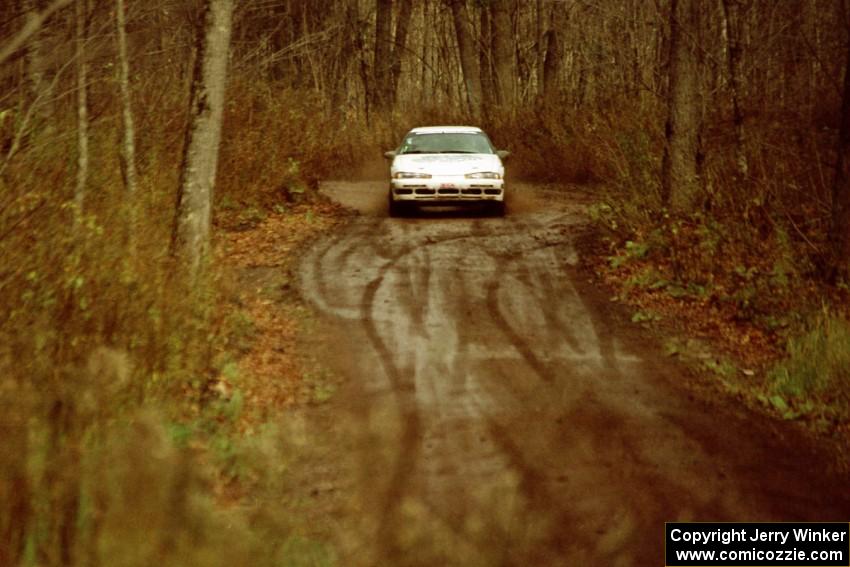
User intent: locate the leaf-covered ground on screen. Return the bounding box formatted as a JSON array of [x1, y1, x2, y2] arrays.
[[215, 200, 349, 433], [580, 227, 850, 468]]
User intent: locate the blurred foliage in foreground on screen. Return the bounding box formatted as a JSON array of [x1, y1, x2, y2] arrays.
[[0, 68, 356, 564]]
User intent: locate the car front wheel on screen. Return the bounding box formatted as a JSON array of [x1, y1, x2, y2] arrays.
[[388, 193, 405, 217]]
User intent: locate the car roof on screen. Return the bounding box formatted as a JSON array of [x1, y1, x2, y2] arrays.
[[407, 126, 484, 135]]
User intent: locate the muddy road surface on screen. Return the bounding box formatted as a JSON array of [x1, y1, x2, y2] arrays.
[[293, 181, 850, 566]]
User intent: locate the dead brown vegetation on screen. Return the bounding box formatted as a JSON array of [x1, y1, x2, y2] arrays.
[[0, 0, 849, 564]]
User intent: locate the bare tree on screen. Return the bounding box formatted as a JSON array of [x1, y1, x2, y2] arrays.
[[0, 415, 30, 567], [327, 4, 359, 111], [74, 0, 88, 214], [491, 0, 515, 108], [389, 0, 413, 106], [660, 0, 701, 211], [354, 4, 372, 122], [831, 21, 850, 280], [372, 0, 392, 110], [535, 0, 544, 97], [479, 3, 494, 113], [542, 3, 566, 103], [172, 0, 234, 278], [23, 0, 53, 126], [0, 0, 71, 66], [720, 0, 748, 178], [115, 0, 138, 197], [448, 0, 481, 117]]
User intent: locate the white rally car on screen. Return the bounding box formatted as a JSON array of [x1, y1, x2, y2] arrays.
[[384, 126, 509, 216]]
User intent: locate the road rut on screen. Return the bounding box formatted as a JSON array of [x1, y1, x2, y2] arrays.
[[294, 181, 850, 566]]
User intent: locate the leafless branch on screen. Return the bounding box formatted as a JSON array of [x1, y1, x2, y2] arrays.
[[0, 0, 74, 66]]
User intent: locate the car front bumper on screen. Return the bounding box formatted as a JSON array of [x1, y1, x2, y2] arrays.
[[390, 176, 504, 203]]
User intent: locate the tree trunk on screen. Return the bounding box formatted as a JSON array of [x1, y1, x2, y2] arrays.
[[448, 0, 481, 117], [171, 0, 233, 279], [23, 0, 53, 126], [420, 0, 428, 95], [491, 0, 515, 108], [660, 0, 701, 211], [535, 0, 544, 97], [353, 3, 372, 123], [479, 4, 494, 114], [389, 0, 412, 106], [329, 3, 358, 111], [0, 0, 72, 66], [542, 4, 565, 103], [831, 26, 850, 280], [720, 0, 748, 178], [0, 413, 31, 567], [115, 0, 138, 197], [74, 0, 88, 214], [542, 29, 560, 103], [372, 0, 392, 110]]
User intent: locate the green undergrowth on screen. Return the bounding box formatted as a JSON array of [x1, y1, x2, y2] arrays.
[[586, 102, 850, 429], [768, 310, 850, 422], [595, 207, 811, 329], [595, 198, 850, 426]]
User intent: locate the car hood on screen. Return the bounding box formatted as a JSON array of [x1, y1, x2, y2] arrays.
[[392, 154, 503, 176]]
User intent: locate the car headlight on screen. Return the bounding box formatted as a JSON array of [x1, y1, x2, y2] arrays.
[[394, 172, 432, 179], [465, 172, 502, 179]]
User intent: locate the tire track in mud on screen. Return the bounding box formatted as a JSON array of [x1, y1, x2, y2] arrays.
[[485, 419, 587, 564], [301, 204, 611, 561], [470, 215, 644, 563], [329, 217, 522, 560], [297, 182, 850, 566], [562, 259, 623, 374], [482, 215, 574, 385], [313, 223, 369, 307], [359, 256, 423, 559], [302, 206, 672, 563], [407, 213, 601, 560], [403, 220, 506, 551], [485, 276, 555, 383]]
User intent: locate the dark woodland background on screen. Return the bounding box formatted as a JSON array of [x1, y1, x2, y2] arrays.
[[1, 1, 849, 565]]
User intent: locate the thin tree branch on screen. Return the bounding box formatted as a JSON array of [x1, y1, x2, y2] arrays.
[[0, 0, 74, 66]]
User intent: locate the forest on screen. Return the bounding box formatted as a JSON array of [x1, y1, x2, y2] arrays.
[[1, 0, 849, 565]]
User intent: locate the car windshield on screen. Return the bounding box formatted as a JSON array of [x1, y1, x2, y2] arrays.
[[398, 132, 494, 155]]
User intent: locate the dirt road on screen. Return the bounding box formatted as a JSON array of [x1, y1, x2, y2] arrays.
[[293, 181, 849, 566]]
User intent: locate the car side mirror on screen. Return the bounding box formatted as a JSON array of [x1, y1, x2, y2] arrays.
[[384, 150, 397, 160], [496, 150, 510, 160]]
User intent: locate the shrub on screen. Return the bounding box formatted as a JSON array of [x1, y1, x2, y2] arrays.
[[769, 310, 850, 418], [0, 66, 344, 566]]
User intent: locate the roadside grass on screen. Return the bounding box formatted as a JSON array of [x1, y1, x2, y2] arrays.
[[577, 98, 850, 446], [0, 201, 344, 567], [0, 68, 352, 566], [768, 310, 850, 421]]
